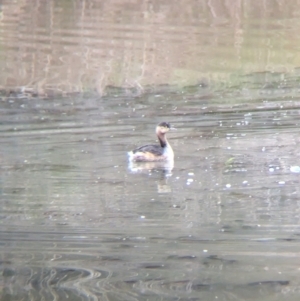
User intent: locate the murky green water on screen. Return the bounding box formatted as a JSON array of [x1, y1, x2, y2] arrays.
[[1, 1, 300, 301]]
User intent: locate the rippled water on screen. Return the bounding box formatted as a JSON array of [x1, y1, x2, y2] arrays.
[[2, 1, 300, 300], [1, 87, 300, 300]]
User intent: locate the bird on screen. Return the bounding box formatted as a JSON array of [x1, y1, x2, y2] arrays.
[[128, 122, 174, 162]]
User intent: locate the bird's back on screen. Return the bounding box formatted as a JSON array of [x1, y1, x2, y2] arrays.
[[128, 144, 165, 162]]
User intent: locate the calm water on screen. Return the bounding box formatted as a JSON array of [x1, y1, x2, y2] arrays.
[[1, 1, 300, 301], [1, 0, 300, 95]]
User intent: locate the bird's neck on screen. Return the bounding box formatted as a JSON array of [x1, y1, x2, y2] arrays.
[[157, 133, 168, 148]]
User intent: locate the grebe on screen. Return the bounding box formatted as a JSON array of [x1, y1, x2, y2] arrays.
[[128, 122, 174, 162]]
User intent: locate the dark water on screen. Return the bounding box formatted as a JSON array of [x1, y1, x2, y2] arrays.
[[2, 1, 300, 301]]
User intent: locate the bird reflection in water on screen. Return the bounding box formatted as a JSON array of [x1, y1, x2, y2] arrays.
[[128, 160, 173, 193]]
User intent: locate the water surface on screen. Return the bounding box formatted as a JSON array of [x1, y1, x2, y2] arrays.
[[1, 0, 300, 95], [1, 88, 300, 300], [1, 1, 300, 300]]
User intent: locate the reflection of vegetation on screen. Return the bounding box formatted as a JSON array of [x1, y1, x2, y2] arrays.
[[1, 0, 300, 96]]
